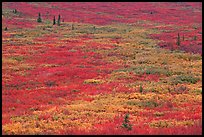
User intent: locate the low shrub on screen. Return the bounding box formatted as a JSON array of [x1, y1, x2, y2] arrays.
[[171, 75, 199, 85], [45, 81, 56, 87], [83, 79, 104, 84], [121, 114, 132, 131], [127, 100, 159, 108]]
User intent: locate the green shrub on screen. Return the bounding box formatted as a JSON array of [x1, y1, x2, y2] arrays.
[[171, 75, 199, 85], [139, 84, 143, 93], [144, 100, 159, 108], [127, 100, 159, 108], [52, 115, 59, 121], [133, 67, 145, 74], [176, 33, 180, 46], [145, 67, 172, 76], [193, 36, 197, 40], [194, 89, 202, 94], [11, 56, 24, 62], [37, 13, 42, 23], [121, 114, 132, 131]]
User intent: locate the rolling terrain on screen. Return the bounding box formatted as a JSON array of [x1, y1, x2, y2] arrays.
[[2, 2, 202, 135]]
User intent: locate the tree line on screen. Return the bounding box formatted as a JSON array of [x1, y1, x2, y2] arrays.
[[37, 12, 62, 26]]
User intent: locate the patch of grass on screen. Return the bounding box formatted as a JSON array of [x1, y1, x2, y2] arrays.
[[151, 88, 159, 93], [115, 65, 173, 76], [4, 82, 27, 90], [13, 33, 25, 38], [113, 66, 146, 75], [150, 120, 174, 128], [171, 75, 199, 85], [110, 71, 132, 80], [68, 49, 77, 52], [132, 67, 145, 74], [145, 67, 173, 76], [154, 112, 165, 117], [176, 53, 202, 61], [2, 58, 18, 64], [127, 100, 159, 108], [83, 79, 104, 84], [97, 26, 117, 33], [10, 56, 24, 62], [194, 89, 202, 94], [52, 115, 59, 121], [83, 55, 88, 58]]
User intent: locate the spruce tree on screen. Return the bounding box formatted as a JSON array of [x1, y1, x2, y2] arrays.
[[93, 26, 96, 32], [176, 33, 180, 46], [140, 84, 143, 93], [72, 24, 74, 30], [121, 114, 132, 130], [57, 14, 60, 26], [37, 13, 42, 23], [5, 27, 8, 31], [53, 16, 56, 25], [13, 9, 17, 14], [193, 36, 197, 40]]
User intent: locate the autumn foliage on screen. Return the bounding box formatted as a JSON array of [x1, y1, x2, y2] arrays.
[[2, 2, 202, 135]]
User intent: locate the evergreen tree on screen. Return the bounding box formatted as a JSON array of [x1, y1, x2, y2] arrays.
[[5, 27, 8, 31], [72, 24, 74, 30], [193, 36, 197, 40], [176, 33, 180, 46], [37, 13, 42, 23], [53, 16, 56, 25], [13, 9, 17, 14], [57, 14, 60, 26], [139, 84, 143, 93], [121, 114, 132, 131], [183, 34, 184, 41]]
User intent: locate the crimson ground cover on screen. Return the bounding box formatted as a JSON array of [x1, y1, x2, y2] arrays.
[[2, 2, 202, 135]]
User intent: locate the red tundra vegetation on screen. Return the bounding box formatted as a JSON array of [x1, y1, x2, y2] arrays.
[[2, 2, 202, 135]]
